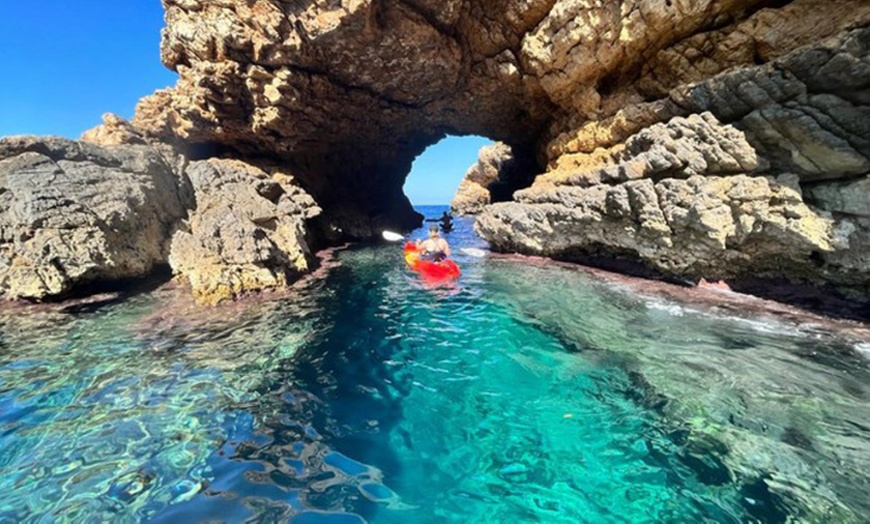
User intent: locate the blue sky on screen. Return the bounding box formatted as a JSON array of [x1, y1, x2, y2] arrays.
[[0, 1, 489, 205], [404, 135, 491, 205], [0, 1, 176, 138]]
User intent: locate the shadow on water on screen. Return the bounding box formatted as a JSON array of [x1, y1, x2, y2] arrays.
[[551, 251, 870, 324], [18, 265, 176, 314], [145, 244, 418, 523], [279, 254, 414, 519]]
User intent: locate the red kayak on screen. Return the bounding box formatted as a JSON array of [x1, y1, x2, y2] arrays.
[[404, 242, 461, 282]]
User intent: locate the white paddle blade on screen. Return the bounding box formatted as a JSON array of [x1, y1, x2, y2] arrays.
[[382, 231, 404, 242], [460, 248, 487, 258]]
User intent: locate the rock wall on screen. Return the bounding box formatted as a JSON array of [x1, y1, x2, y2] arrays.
[[128, 0, 561, 237], [169, 158, 321, 305], [125, 0, 868, 294], [0, 137, 188, 300], [478, 25, 870, 294]]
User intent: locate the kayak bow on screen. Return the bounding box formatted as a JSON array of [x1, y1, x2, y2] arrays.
[[403, 242, 461, 282]]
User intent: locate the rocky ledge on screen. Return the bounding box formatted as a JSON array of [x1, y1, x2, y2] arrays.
[[451, 142, 538, 215], [2, 0, 869, 304], [476, 27, 870, 296], [169, 158, 321, 305], [0, 135, 321, 303], [0, 137, 187, 300]]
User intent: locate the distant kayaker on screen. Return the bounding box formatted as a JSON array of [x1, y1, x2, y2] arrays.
[[439, 211, 454, 232], [417, 224, 451, 262]]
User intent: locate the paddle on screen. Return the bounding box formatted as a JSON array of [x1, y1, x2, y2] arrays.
[[383, 230, 487, 257], [382, 230, 404, 242]]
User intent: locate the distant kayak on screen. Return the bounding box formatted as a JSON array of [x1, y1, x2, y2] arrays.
[[404, 242, 461, 282]]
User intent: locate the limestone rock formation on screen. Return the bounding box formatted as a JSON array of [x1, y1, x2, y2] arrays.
[[477, 113, 852, 281], [479, 26, 870, 293], [0, 137, 188, 300], [808, 177, 870, 219], [81, 113, 148, 146], [120, 0, 869, 295], [169, 158, 321, 305], [451, 142, 537, 215], [130, 0, 562, 236], [452, 143, 512, 215], [4, 0, 870, 302]]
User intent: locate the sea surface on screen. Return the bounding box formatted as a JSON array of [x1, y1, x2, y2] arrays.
[[1, 205, 869, 523]]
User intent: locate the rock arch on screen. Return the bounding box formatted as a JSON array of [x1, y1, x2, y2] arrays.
[[3, 0, 870, 302], [131, 0, 560, 234]]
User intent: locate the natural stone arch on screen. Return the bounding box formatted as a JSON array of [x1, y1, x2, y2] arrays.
[[124, 0, 870, 297], [130, 0, 870, 230], [132, 0, 563, 235], [4, 0, 870, 305]]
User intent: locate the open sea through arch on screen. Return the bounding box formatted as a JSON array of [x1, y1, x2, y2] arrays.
[[0, 205, 869, 523]]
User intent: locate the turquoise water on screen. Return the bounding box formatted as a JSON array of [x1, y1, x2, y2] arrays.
[[1, 206, 869, 522]]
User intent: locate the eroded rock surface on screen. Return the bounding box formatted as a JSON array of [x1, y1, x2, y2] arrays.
[[4, 0, 870, 302], [0, 137, 188, 300], [129, 0, 560, 236], [451, 142, 537, 215], [169, 158, 321, 305], [122, 0, 869, 294], [477, 112, 850, 284], [81, 113, 148, 147], [479, 27, 870, 294]]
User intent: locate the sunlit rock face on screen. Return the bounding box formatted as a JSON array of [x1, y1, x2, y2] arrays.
[[168, 158, 321, 305], [451, 142, 538, 215], [131, 0, 561, 237], [122, 0, 870, 294], [478, 24, 870, 293], [0, 137, 189, 300]]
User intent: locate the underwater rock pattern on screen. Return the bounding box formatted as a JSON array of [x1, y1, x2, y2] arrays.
[[484, 260, 870, 522], [0, 137, 188, 300], [169, 158, 321, 305]]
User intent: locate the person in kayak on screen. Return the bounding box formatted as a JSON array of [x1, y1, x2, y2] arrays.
[[416, 224, 451, 262], [439, 211, 453, 231]]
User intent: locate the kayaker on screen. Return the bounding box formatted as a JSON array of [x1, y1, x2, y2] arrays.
[[416, 224, 451, 262], [439, 211, 453, 231]]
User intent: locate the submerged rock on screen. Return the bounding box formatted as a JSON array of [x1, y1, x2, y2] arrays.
[[0, 136, 188, 301]]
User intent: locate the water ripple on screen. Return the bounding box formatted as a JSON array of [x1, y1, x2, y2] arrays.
[[0, 209, 867, 522]]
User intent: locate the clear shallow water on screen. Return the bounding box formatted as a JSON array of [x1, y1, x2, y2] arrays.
[[0, 206, 869, 523]]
